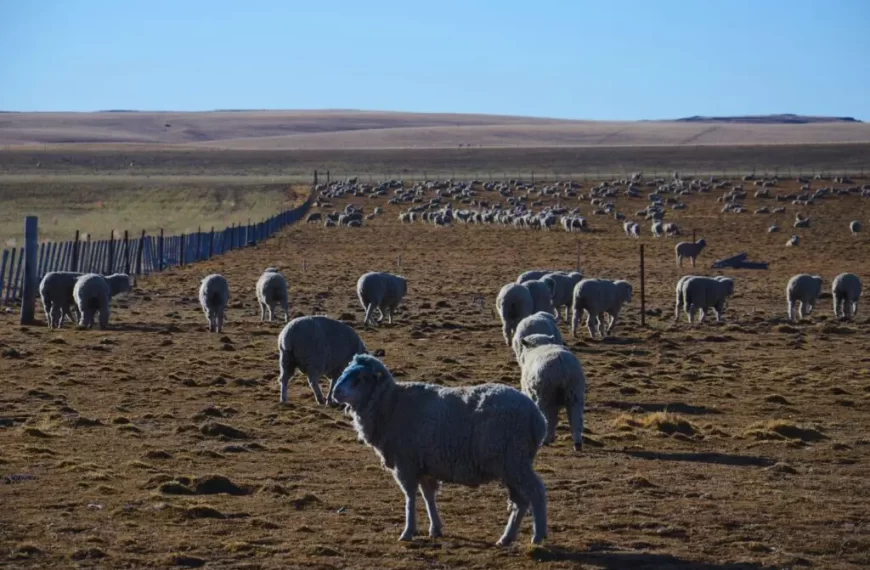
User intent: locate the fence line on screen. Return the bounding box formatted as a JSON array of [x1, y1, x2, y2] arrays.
[[0, 190, 314, 307]]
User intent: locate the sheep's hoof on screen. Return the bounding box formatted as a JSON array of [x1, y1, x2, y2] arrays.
[[496, 537, 513, 547], [398, 531, 415, 542], [574, 441, 583, 452], [429, 528, 443, 538]]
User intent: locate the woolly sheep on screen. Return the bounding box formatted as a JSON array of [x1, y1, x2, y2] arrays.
[[673, 274, 700, 322], [541, 271, 584, 321], [511, 311, 564, 364], [516, 334, 586, 451], [199, 274, 229, 333], [277, 315, 368, 404], [786, 235, 799, 247], [357, 271, 408, 326], [522, 279, 556, 317], [675, 239, 707, 268], [850, 220, 862, 235], [331, 354, 548, 546], [786, 274, 823, 321], [682, 276, 735, 324], [73, 273, 111, 329], [39, 271, 82, 328], [496, 283, 534, 346], [832, 272, 862, 320], [256, 268, 289, 322], [571, 278, 633, 338]]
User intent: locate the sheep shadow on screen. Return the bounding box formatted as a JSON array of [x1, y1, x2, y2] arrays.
[[111, 323, 173, 333], [609, 449, 775, 468], [598, 400, 720, 416], [528, 546, 776, 569]]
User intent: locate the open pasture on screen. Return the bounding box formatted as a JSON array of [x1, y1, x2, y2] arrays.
[[2, 174, 870, 569]]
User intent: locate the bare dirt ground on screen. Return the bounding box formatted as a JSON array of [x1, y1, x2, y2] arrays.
[[2, 110, 869, 149], [2, 177, 870, 569]]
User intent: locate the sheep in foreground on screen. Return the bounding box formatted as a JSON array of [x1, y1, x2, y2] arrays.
[[682, 276, 735, 324], [72, 273, 111, 329], [331, 354, 548, 546], [277, 315, 368, 405], [522, 279, 556, 318], [786, 274, 823, 321], [850, 220, 862, 235], [256, 268, 290, 322], [511, 311, 564, 364], [496, 283, 534, 346], [357, 271, 408, 327], [675, 238, 707, 268], [675, 275, 732, 321], [199, 274, 229, 333], [516, 334, 586, 451], [39, 271, 82, 328], [571, 278, 633, 338], [541, 271, 584, 321], [832, 272, 862, 320]]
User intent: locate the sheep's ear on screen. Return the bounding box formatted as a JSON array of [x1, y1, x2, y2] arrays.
[[521, 337, 533, 348]]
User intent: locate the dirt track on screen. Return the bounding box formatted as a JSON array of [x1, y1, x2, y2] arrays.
[[2, 179, 870, 569]]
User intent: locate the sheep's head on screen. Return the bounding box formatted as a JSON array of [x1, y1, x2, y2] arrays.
[[520, 334, 560, 349], [541, 276, 557, 295], [697, 238, 707, 248], [719, 278, 735, 297], [331, 354, 392, 408], [615, 280, 634, 303]]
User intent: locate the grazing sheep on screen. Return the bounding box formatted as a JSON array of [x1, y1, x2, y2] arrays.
[[541, 271, 584, 321], [682, 276, 735, 324], [357, 272, 408, 326], [511, 311, 564, 364], [673, 274, 700, 322], [516, 333, 586, 451], [571, 279, 633, 338], [256, 268, 290, 322], [832, 272, 862, 320], [652, 221, 664, 237], [306, 213, 322, 224], [278, 315, 368, 405], [199, 274, 229, 333], [663, 222, 680, 236], [768, 224, 779, 233], [786, 235, 799, 247], [331, 354, 548, 546], [675, 239, 707, 268], [850, 220, 862, 235], [522, 279, 556, 317], [794, 217, 810, 229], [496, 283, 534, 346], [786, 274, 823, 321], [39, 271, 82, 328], [72, 273, 111, 329]]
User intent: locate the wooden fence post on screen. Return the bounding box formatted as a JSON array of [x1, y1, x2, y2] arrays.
[[135, 231, 146, 275], [72, 230, 80, 271], [0, 250, 8, 304], [124, 230, 130, 274], [158, 229, 164, 270], [196, 227, 202, 262], [20, 216, 38, 324], [180, 234, 186, 266], [106, 231, 115, 274], [639, 244, 646, 328], [209, 227, 215, 258]]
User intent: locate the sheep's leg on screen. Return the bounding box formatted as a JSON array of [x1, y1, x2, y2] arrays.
[[714, 301, 725, 322], [833, 296, 840, 319], [387, 306, 394, 325], [570, 306, 580, 338], [805, 302, 814, 316], [217, 311, 225, 333], [419, 477, 443, 538], [587, 313, 599, 339], [787, 300, 795, 321], [267, 304, 275, 322], [503, 466, 547, 545], [306, 374, 326, 405], [685, 304, 695, 324], [697, 308, 706, 323], [394, 471, 419, 541], [606, 309, 621, 335], [282, 300, 289, 323], [277, 349, 296, 404], [99, 306, 110, 330], [690, 256, 696, 268], [497, 486, 529, 547], [376, 306, 385, 323], [844, 299, 853, 320], [364, 303, 377, 327], [796, 302, 804, 321], [541, 403, 559, 446], [853, 301, 859, 318], [567, 394, 585, 452], [502, 322, 513, 346], [259, 302, 266, 322], [674, 298, 682, 322]]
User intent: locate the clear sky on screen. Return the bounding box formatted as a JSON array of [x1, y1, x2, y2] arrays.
[[1, 0, 868, 120]]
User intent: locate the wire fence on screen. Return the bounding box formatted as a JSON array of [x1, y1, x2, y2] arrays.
[[0, 190, 314, 307]]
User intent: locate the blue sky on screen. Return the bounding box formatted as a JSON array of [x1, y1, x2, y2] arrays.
[[0, 0, 868, 119]]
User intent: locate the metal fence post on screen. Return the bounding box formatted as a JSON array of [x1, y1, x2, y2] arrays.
[[20, 216, 38, 324]]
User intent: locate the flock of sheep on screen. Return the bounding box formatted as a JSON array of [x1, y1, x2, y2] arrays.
[[31, 171, 867, 547]]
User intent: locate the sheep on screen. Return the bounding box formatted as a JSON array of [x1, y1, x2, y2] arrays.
[[675, 275, 732, 322], [306, 213, 322, 224], [850, 220, 862, 235], [277, 315, 368, 405], [786, 235, 799, 247], [663, 222, 680, 236], [768, 224, 779, 233], [496, 283, 534, 346], [832, 273, 862, 320], [682, 276, 735, 324], [786, 274, 823, 321], [104, 273, 132, 297], [511, 311, 564, 364], [256, 268, 289, 322], [516, 270, 553, 284], [652, 221, 664, 237], [515, 334, 586, 451], [571, 278, 633, 338], [522, 279, 556, 317], [199, 274, 229, 333], [330, 354, 548, 546], [357, 272, 408, 327], [675, 238, 707, 268], [794, 217, 810, 229], [72, 273, 112, 329], [541, 271, 584, 321], [39, 271, 82, 328]]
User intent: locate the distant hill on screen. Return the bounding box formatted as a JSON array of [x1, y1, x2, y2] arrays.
[[1, 110, 868, 149], [675, 114, 862, 125]]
